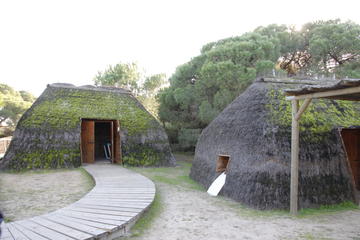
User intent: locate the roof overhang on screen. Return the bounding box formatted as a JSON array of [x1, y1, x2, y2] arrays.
[[284, 79, 360, 101]]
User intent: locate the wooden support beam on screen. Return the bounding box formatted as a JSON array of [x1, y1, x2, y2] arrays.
[[290, 99, 299, 215], [285, 86, 360, 101], [295, 98, 312, 121]]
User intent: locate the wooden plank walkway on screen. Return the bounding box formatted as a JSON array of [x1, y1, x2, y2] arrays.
[[1, 163, 155, 240]]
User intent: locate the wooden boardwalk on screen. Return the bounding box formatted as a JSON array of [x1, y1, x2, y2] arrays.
[[1, 163, 155, 240]]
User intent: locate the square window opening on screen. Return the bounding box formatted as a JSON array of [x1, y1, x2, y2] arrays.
[[216, 155, 230, 173]]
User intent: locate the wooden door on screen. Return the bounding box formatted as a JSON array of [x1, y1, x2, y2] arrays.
[[81, 120, 95, 163], [342, 129, 360, 189], [113, 120, 122, 164]]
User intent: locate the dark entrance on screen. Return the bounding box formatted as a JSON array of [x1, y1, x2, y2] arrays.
[[341, 128, 360, 190], [81, 119, 122, 164], [95, 122, 112, 161]]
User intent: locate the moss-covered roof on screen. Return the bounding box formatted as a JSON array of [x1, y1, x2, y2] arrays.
[[267, 84, 360, 139], [1, 83, 176, 170], [20, 83, 156, 135]]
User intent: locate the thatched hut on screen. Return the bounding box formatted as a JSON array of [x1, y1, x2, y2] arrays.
[[190, 78, 360, 210], [0, 83, 175, 170]]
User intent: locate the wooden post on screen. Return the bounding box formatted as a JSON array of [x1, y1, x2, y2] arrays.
[[290, 99, 299, 214]]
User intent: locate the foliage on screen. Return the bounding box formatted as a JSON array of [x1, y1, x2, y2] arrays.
[[177, 128, 202, 151], [143, 73, 166, 97], [138, 73, 166, 118], [308, 20, 360, 74], [158, 19, 360, 150], [0, 84, 35, 126], [94, 62, 140, 93], [94, 63, 167, 119]]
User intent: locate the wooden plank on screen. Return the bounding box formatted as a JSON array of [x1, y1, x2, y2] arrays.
[[44, 214, 107, 237], [114, 120, 122, 164], [285, 85, 360, 100], [77, 199, 150, 207], [16, 220, 73, 240], [82, 197, 152, 203], [8, 223, 49, 240], [86, 194, 154, 199], [90, 190, 155, 194], [71, 203, 142, 213], [66, 206, 138, 217], [290, 99, 299, 215], [47, 214, 117, 231], [88, 192, 154, 196], [6, 223, 29, 240], [81, 120, 95, 164], [31, 217, 94, 240], [59, 209, 132, 222], [295, 98, 312, 121], [56, 210, 126, 226], [57, 209, 131, 222], [91, 189, 155, 192], [1, 225, 15, 240], [84, 196, 153, 201], [77, 200, 148, 209]]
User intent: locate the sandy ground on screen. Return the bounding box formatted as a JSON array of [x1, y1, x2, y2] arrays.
[[0, 169, 94, 221], [0, 155, 359, 239], [124, 154, 360, 240], [127, 184, 360, 240]]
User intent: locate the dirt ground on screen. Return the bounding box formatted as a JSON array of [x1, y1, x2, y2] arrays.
[[0, 155, 359, 239], [125, 154, 360, 240], [0, 168, 94, 221]]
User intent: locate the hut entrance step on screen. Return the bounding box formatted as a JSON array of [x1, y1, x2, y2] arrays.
[[341, 128, 360, 190]]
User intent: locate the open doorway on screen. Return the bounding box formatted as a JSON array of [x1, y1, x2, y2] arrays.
[[81, 119, 122, 164], [341, 128, 360, 191], [95, 122, 112, 162]]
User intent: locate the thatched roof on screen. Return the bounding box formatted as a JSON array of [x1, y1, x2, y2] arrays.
[[0, 83, 175, 170], [284, 79, 360, 101], [190, 78, 360, 209]]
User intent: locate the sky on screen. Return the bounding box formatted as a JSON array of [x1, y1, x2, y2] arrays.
[[1, 0, 360, 96]]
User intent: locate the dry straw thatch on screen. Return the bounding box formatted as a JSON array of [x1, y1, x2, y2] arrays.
[[190, 78, 360, 209]]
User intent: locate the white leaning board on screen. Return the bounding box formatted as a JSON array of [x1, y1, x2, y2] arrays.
[[207, 172, 226, 196]]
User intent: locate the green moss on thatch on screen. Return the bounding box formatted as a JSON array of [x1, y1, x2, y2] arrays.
[[267, 88, 360, 142], [21, 87, 154, 135], [9, 148, 81, 170], [1, 85, 175, 170]]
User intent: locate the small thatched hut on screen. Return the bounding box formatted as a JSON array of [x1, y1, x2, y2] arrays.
[[0, 83, 175, 170], [190, 78, 360, 210]]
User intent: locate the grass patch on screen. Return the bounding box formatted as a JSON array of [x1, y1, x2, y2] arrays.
[[212, 196, 359, 219], [128, 159, 204, 191], [298, 201, 359, 217]]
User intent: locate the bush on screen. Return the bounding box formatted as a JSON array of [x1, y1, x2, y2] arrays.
[[177, 128, 202, 151]]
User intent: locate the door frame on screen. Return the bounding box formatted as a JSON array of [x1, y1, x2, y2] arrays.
[[340, 127, 360, 203], [80, 118, 122, 164]]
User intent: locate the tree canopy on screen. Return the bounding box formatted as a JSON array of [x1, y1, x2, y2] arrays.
[[94, 63, 167, 118], [94, 62, 141, 93], [158, 19, 360, 151], [0, 84, 36, 127]]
